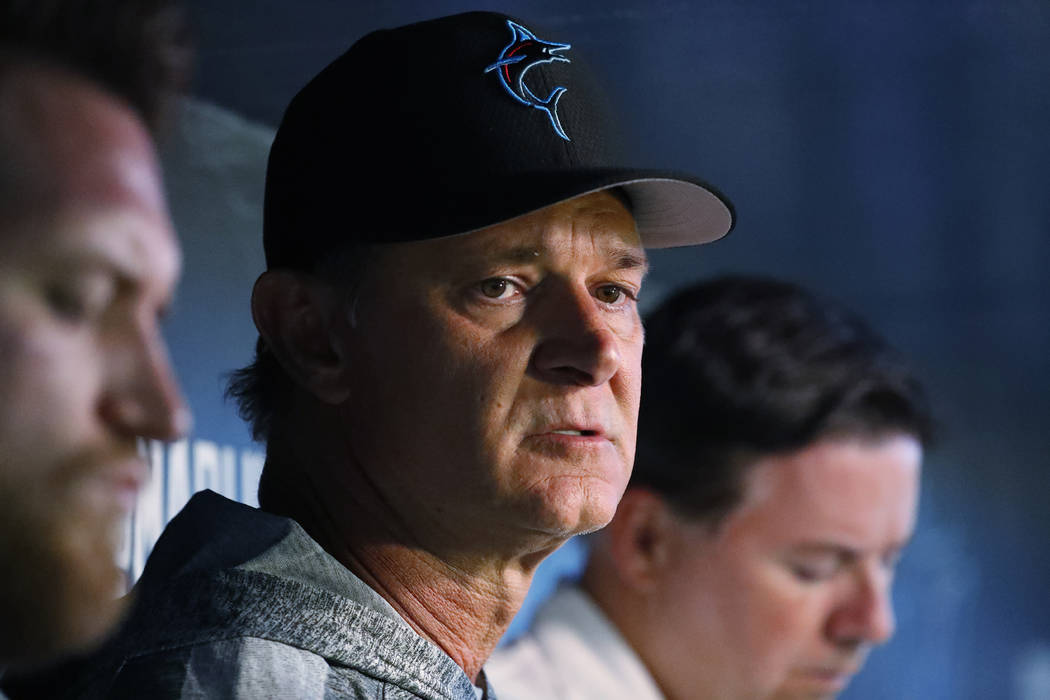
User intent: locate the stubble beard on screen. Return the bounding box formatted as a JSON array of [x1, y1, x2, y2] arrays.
[[0, 455, 129, 667]]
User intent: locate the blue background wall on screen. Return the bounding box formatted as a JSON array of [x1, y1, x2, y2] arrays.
[[150, 2, 1050, 698]]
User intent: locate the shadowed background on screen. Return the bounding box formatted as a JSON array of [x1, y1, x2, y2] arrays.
[[150, 2, 1049, 698]]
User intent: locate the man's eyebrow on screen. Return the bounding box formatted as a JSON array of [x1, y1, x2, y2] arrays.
[[788, 537, 913, 561], [609, 248, 649, 273], [46, 239, 180, 308], [477, 245, 648, 272], [48, 245, 140, 284], [491, 246, 544, 264], [788, 542, 860, 562]]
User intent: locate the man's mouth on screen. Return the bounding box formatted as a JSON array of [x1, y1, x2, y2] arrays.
[[85, 457, 149, 513], [798, 664, 861, 692], [549, 429, 599, 437]]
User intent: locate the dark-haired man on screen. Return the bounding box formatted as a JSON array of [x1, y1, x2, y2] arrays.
[[488, 276, 932, 700], [0, 0, 190, 681], [38, 11, 734, 700]]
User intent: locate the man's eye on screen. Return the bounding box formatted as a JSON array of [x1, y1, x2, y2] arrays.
[[45, 277, 115, 323], [46, 284, 89, 322], [789, 560, 839, 583], [478, 278, 518, 300], [594, 284, 630, 305]]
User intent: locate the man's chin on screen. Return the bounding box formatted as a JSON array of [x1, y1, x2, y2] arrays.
[[522, 478, 623, 539], [0, 490, 130, 666], [769, 668, 860, 700], [3, 581, 128, 671], [566, 502, 618, 537]]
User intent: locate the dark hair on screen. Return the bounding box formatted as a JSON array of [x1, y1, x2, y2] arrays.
[[0, 0, 190, 133], [225, 242, 374, 445], [633, 275, 933, 527]]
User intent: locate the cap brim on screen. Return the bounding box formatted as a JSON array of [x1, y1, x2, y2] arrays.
[[450, 168, 735, 250], [618, 175, 735, 248]]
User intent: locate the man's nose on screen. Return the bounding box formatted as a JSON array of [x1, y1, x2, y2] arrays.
[[827, 565, 897, 646], [98, 323, 191, 442], [529, 283, 622, 387]]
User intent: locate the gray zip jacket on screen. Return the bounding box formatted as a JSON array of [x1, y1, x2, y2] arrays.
[[16, 491, 492, 700]]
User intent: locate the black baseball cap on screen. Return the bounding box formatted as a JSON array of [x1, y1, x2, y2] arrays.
[[264, 11, 734, 271]]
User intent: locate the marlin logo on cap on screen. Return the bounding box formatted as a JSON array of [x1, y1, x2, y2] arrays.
[[484, 20, 572, 141]]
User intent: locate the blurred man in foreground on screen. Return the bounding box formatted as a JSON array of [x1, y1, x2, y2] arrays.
[[24, 11, 734, 700], [0, 0, 190, 679], [489, 276, 932, 699]]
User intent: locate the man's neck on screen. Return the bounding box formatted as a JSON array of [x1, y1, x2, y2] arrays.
[[334, 540, 530, 681], [260, 440, 559, 683]]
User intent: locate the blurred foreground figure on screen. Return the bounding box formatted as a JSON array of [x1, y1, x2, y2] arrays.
[[0, 0, 190, 679], [21, 11, 734, 700], [489, 276, 932, 700]]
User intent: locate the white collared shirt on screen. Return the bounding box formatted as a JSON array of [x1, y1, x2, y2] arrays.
[[487, 584, 664, 700]]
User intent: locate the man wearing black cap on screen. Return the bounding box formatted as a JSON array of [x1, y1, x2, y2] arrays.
[[29, 12, 732, 700]]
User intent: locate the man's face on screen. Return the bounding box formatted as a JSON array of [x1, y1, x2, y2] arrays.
[[342, 191, 645, 554], [0, 65, 186, 663], [649, 435, 921, 700]]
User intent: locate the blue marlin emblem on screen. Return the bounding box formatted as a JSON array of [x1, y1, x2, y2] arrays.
[[484, 20, 572, 141]]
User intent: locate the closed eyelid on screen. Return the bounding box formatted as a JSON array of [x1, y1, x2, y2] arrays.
[[784, 546, 857, 574], [794, 552, 846, 567], [46, 271, 117, 312]]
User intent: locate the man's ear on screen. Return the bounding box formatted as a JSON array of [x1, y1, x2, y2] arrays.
[[604, 488, 681, 593], [250, 270, 352, 404]]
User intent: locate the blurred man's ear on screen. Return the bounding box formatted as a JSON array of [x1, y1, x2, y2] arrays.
[[603, 488, 680, 592], [251, 270, 352, 404]]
